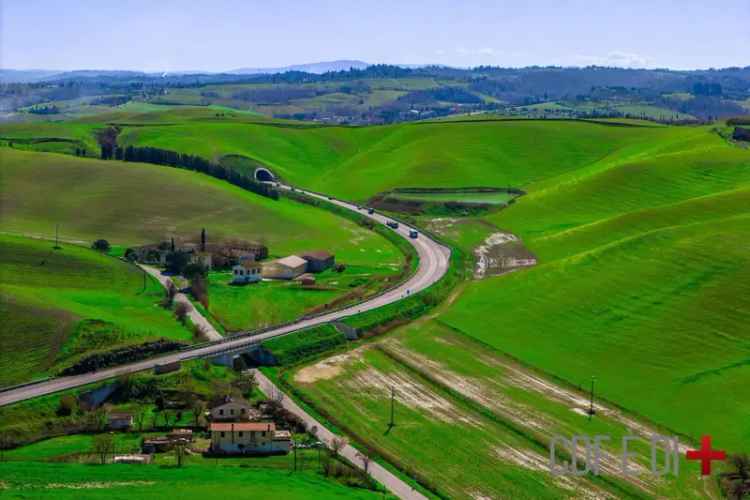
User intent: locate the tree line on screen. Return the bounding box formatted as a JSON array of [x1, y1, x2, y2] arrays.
[[99, 143, 279, 200]]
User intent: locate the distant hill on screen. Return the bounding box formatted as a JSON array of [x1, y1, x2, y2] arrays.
[[229, 60, 370, 75], [0, 69, 64, 83]]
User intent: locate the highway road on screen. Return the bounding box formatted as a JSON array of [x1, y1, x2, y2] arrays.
[[0, 185, 451, 407]]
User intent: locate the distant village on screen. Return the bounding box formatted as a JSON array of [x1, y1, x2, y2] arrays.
[[125, 228, 338, 287]]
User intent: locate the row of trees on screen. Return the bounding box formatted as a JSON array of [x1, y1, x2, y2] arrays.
[[100, 144, 279, 200]]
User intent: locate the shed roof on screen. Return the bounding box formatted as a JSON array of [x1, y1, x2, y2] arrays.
[[277, 255, 307, 268], [301, 251, 333, 260], [210, 422, 276, 432]]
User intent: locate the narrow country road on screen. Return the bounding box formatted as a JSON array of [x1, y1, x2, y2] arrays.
[[253, 370, 427, 500], [139, 265, 223, 342]]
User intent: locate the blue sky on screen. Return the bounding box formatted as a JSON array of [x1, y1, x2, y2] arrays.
[[3, 0, 748, 72]]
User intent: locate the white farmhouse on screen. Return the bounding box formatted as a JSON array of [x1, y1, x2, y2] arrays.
[[231, 260, 262, 284], [209, 422, 292, 455]]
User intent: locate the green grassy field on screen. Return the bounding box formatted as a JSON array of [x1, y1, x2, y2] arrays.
[[116, 116, 676, 200], [206, 263, 399, 332], [0, 235, 191, 386], [435, 126, 750, 451], [290, 322, 711, 498], [0, 148, 401, 263], [0, 461, 383, 499]]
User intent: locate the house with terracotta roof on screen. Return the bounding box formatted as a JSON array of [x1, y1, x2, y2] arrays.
[[209, 422, 292, 455]]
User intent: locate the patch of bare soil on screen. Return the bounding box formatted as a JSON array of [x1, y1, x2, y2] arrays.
[[293, 348, 365, 384], [502, 367, 690, 454], [493, 446, 615, 499], [474, 232, 537, 279], [382, 341, 662, 495], [346, 365, 481, 425]]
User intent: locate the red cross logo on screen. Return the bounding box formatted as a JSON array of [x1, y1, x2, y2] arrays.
[[686, 435, 726, 475]]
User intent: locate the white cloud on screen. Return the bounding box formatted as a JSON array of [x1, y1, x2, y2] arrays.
[[575, 51, 651, 68], [432, 47, 504, 67], [456, 47, 496, 57]]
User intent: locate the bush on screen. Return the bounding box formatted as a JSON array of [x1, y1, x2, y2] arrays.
[[91, 239, 110, 252], [58, 339, 185, 376], [165, 251, 191, 275], [175, 302, 191, 324], [190, 275, 209, 308], [56, 394, 78, 416], [124, 248, 137, 261], [183, 263, 207, 281]]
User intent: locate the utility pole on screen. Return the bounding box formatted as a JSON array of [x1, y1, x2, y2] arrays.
[[389, 386, 395, 428], [588, 376, 596, 420], [54, 224, 61, 250]]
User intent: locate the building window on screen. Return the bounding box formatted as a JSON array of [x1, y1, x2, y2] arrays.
[[238, 432, 243, 437], [241, 408, 246, 414], [219, 409, 224, 415], [220, 432, 225, 438], [230, 409, 234, 415]]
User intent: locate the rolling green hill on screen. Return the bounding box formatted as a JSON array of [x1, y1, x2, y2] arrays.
[[0, 148, 401, 268], [437, 126, 750, 450], [0, 234, 191, 386], [114, 113, 680, 198], [0, 147, 403, 374], [4, 111, 750, 456]]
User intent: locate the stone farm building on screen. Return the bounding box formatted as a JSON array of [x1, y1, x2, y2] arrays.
[[231, 260, 262, 284], [209, 422, 291, 455], [262, 255, 308, 280], [301, 251, 335, 273]]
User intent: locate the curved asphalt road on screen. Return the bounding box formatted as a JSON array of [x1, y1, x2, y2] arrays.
[[0, 185, 450, 406]]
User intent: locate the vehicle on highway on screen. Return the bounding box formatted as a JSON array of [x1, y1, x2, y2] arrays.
[[367, 207, 375, 214], [409, 230, 419, 239], [387, 221, 399, 229]]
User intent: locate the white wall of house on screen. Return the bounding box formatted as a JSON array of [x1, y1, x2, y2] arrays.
[[211, 401, 253, 420], [232, 265, 261, 284], [211, 430, 290, 454]]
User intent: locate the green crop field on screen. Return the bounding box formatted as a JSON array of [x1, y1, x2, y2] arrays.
[[434, 126, 750, 451], [0, 461, 383, 499], [0, 234, 191, 387], [289, 322, 711, 498]]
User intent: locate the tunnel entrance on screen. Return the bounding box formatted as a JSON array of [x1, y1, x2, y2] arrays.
[[254, 167, 275, 183]]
